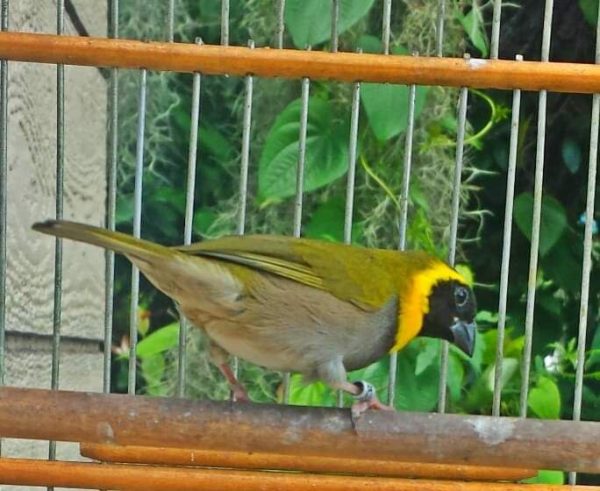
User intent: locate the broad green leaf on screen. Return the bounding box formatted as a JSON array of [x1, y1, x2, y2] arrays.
[[288, 375, 337, 407], [135, 323, 180, 359], [447, 352, 465, 401], [285, 0, 375, 48], [415, 339, 440, 376], [141, 354, 168, 396], [394, 349, 439, 412], [528, 376, 561, 419], [579, 0, 599, 25], [304, 197, 362, 243], [513, 193, 568, 257], [258, 96, 349, 203], [485, 358, 518, 393], [523, 470, 565, 485], [193, 209, 218, 236], [586, 326, 600, 369], [361, 81, 429, 141], [561, 137, 582, 174]]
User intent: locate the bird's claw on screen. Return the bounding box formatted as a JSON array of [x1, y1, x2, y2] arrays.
[[350, 380, 394, 421]]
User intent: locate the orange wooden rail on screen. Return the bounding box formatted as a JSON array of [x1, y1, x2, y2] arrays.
[[0, 458, 593, 491], [1, 387, 600, 473], [1, 32, 600, 93], [79, 443, 537, 481]]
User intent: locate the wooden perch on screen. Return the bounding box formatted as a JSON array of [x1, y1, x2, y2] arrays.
[[0, 458, 596, 491], [0, 32, 600, 93], [0, 387, 599, 473], [79, 443, 537, 481]]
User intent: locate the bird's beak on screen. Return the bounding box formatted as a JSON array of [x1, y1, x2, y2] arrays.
[[450, 320, 476, 357]]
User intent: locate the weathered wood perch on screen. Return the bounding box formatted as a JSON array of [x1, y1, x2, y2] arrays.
[[0, 387, 599, 473], [1, 32, 600, 93]]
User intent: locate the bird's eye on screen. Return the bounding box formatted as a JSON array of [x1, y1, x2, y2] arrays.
[[454, 286, 469, 308]]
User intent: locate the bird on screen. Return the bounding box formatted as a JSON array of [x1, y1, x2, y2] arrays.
[[33, 219, 477, 417]]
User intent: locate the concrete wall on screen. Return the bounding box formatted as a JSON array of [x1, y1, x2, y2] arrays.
[[3, 1, 107, 487]]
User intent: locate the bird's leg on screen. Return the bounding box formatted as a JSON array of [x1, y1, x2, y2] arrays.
[[208, 340, 249, 402], [218, 362, 250, 402], [331, 380, 394, 419]]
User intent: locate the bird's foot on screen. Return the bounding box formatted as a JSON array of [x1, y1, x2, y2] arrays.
[[350, 381, 394, 420]]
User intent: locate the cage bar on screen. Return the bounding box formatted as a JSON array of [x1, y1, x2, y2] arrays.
[[104, 0, 119, 395], [569, 1, 600, 484], [167, 0, 175, 42], [128, 69, 148, 395], [492, 55, 523, 417], [520, 0, 555, 418], [276, 0, 285, 49], [331, 0, 339, 53], [0, 0, 7, 457], [490, 0, 502, 60], [382, 0, 392, 55], [435, 0, 446, 56], [343, 80, 360, 245], [177, 39, 203, 398], [221, 0, 229, 47]]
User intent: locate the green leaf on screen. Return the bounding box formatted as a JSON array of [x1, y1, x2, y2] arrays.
[[135, 323, 180, 359], [116, 195, 134, 224], [513, 193, 568, 257], [288, 375, 337, 406], [561, 138, 582, 173], [199, 124, 235, 162], [485, 357, 518, 393], [394, 345, 440, 412], [579, 0, 599, 25], [258, 96, 349, 203], [523, 470, 564, 485], [361, 81, 429, 141], [140, 354, 168, 396], [528, 376, 561, 419], [415, 339, 440, 376], [455, 6, 489, 57], [304, 197, 362, 243], [447, 352, 465, 401], [193, 209, 218, 236], [285, 0, 375, 48]]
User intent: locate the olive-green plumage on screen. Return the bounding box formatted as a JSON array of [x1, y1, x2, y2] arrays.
[[32, 219, 476, 413]]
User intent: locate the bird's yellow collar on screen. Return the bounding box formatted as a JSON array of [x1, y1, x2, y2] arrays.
[[391, 262, 467, 352]]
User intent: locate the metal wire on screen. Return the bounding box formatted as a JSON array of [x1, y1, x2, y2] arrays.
[[276, 0, 285, 48], [49, 0, 65, 472], [520, 0, 554, 418], [490, 0, 502, 59], [104, 0, 119, 395], [438, 83, 469, 414], [0, 0, 8, 457], [382, 0, 392, 55], [167, 0, 175, 42], [282, 74, 310, 404], [128, 69, 147, 396], [221, 0, 229, 46], [569, 1, 600, 484], [435, 0, 446, 56], [388, 78, 417, 407], [232, 40, 254, 396], [177, 38, 203, 398], [330, 0, 339, 53], [492, 54, 523, 416]]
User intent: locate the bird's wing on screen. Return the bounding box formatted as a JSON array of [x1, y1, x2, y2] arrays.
[[174, 235, 397, 311]]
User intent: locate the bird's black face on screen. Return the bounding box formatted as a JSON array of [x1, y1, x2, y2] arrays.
[[420, 281, 477, 356]]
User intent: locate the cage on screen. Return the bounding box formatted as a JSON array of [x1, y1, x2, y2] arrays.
[[0, 0, 599, 490]]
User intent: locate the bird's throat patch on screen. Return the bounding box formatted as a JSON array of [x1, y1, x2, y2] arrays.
[[391, 262, 467, 352]]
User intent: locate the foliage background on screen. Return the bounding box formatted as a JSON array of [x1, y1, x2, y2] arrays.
[[110, 0, 599, 483]]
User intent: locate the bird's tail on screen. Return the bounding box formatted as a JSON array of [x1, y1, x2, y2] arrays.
[[32, 219, 173, 262]]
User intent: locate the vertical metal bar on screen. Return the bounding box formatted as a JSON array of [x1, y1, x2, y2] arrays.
[[388, 77, 417, 407], [519, 0, 554, 418], [167, 0, 175, 42], [435, 0, 446, 56], [438, 83, 469, 414], [330, 0, 339, 53], [220, 0, 229, 46], [382, 0, 392, 55], [104, 0, 119, 395], [490, 0, 502, 59], [128, 69, 147, 396], [276, 0, 286, 49], [492, 54, 523, 417], [177, 38, 203, 398], [231, 40, 254, 397], [282, 74, 310, 404], [569, 2, 600, 484], [0, 0, 8, 457], [49, 0, 65, 472]]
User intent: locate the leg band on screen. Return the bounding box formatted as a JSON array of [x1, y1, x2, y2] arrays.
[[352, 380, 375, 402]]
